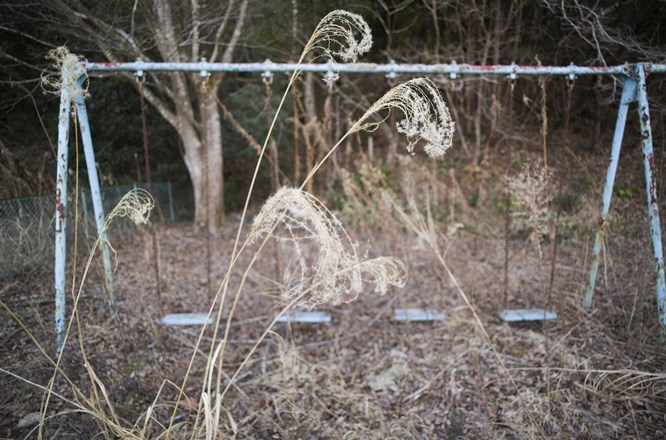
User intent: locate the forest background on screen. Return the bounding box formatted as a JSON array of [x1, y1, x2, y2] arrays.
[[2, 0, 665, 222]]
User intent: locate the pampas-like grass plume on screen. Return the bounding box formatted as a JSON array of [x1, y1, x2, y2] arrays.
[[250, 187, 406, 307], [353, 78, 455, 159], [41, 46, 88, 100], [108, 188, 155, 225], [301, 10, 372, 64]]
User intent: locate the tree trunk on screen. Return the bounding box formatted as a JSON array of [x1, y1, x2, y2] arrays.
[[203, 90, 224, 230], [178, 88, 224, 232]]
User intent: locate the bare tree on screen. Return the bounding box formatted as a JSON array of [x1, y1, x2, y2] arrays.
[[539, 0, 666, 64], [46, 0, 249, 232]]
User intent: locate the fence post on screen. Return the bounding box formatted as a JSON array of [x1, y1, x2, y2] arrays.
[[635, 63, 666, 343], [74, 75, 116, 307], [584, 76, 637, 309], [54, 72, 72, 353]]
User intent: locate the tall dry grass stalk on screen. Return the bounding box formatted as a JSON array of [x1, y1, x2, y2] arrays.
[[166, 10, 378, 438], [172, 10, 458, 438]]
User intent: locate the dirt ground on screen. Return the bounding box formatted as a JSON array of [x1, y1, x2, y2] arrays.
[[2, 187, 666, 440]]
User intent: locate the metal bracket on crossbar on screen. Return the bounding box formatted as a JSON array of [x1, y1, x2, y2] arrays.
[[199, 57, 210, 78], [386, 59, 397, 80], [261, 59, 274, 85], [134, 58, 145, 79], [324, 60, 339, 85]]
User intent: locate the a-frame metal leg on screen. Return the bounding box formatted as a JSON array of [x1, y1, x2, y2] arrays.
[[584, 76, 637, 309], [635, 64, 666, 342], [55, 81, 71, 352], [75, 75, 116, 306]]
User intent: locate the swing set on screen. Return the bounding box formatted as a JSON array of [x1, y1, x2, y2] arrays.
[[53, 58, 666, 348]]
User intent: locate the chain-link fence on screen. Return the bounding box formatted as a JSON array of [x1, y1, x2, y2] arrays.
[[79, 182, 175, 237], [0, 182, 175, 279]]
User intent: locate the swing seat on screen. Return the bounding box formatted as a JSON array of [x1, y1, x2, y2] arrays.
[[276, 311, 332, 323], [160, 313, 215, 326], [393, 308, 445, 322], [499, 308, 557, 322]]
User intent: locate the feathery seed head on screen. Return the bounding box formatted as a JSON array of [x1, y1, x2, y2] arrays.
[[354, 78, 455, 159], [41, 47, 88, 101], [302, 10, 372, 64], [108, 188, 155, 225], [251, 187, 406, 307]]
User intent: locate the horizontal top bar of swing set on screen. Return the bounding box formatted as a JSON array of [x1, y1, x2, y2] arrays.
[[83, 61, 666, 76]]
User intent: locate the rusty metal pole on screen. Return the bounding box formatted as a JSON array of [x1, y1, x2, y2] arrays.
[[635, 63, 666, 342], [74, 74, 116, 307], [583, 76, 637, 309], [54, 72, 72, 352]]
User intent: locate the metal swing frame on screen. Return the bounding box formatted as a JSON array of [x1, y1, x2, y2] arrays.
[[54, 59, 666, 350]]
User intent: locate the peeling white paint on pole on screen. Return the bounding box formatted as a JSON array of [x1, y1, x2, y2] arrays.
[[54, 73, 71, 353], [636, 64, 666, 343]]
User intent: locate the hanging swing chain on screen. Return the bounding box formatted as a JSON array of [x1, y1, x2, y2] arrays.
[[503, 74, 515, 309], [565, 73, 575, 151], [137, 72, 151, 187], [136, 71, 163, 306], [200, 73, 211, 193], [200, 73, 211, 227]]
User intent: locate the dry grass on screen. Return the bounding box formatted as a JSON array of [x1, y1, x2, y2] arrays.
[[2, 158, 666, 438]]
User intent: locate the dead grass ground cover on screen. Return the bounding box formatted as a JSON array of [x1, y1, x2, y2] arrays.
[[2, 162, 665, 439]]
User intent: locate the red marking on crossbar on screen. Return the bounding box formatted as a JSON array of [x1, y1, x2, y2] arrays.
[[471, 65, 501, 71]]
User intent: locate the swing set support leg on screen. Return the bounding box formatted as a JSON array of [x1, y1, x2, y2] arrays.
[[55, 77, 71, 353], [635, 64, 666, 343], [75, 75, 116, 307], [584, 76, 636, 309]]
